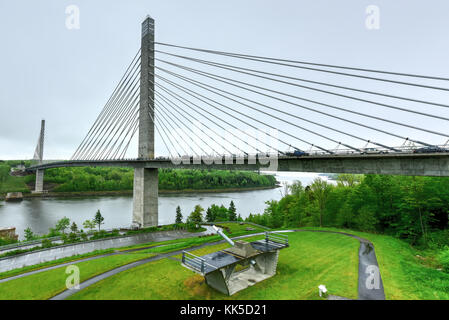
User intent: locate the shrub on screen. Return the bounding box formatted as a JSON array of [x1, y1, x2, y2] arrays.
[[41, 239, 53, 248], [439, 247, 449, 273]]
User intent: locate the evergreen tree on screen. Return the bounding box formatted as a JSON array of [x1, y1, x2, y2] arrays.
[[24, 227, 35, 242], [228, 201, 237, 221], [205, 207, 215, 222], [187, 205, 204, 226], [175, 206, 183, 224], [70, 222, 78, 233], [94, 209, 105, 231]]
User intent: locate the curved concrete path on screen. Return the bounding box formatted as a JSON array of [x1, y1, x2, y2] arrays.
[[46, 229, 385, 300]]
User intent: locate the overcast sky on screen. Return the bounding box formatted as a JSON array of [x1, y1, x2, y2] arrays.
[[1, 0, 449, 160]]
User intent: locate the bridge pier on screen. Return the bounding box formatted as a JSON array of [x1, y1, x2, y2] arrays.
[[133, 168, 158, 227], [34, 169, 44, 193]]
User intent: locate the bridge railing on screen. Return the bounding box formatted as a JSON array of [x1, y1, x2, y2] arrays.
[[181, 250, 217, 274], [265, 231, 289, 246]]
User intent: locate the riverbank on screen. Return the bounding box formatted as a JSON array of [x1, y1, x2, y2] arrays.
[[0, 184, 280, 201]]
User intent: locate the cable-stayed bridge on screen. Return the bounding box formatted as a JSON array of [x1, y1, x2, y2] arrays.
[[28, 16, 449, 227]]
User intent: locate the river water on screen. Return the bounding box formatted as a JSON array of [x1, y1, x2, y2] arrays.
[[0, 172, 333, 239]]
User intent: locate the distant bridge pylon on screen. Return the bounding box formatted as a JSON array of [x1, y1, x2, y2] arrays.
[[32, 119, 45, 194]]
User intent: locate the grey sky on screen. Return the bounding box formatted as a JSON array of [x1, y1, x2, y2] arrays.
[[1, 0, 449, 160]]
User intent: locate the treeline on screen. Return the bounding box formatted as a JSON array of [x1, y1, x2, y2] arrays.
[[175, 201, 243, 226], [246, 174, 449, 248], [41, 167, 276, 192]]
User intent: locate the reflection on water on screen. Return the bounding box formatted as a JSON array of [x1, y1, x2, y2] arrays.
[[0, 172, 333, 239]]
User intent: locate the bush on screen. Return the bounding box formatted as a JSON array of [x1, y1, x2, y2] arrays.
[[68, 232, 79, 243], [0, 237, 18, 246], [427, 230, 449, 249], [41, 239, 53, 248], [439, 247, 449, 273]]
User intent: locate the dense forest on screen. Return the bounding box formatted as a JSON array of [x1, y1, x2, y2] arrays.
[[0, 161, 277, 193], [246, 174, 449, 249], [44, 167, 276, 192]]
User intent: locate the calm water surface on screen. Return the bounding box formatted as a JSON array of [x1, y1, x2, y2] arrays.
[[0, 172, 333, 239]]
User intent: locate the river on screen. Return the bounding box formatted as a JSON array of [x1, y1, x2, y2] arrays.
[[0, 172, 334, 239]]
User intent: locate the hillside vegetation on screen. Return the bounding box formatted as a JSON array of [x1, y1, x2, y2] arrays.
[[0, 161, 276, 194]]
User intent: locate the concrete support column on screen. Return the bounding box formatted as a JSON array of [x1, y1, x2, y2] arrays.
[[133, 168, 158, 227], [35, 169, 44, 193], [132, 16, 158, 227]]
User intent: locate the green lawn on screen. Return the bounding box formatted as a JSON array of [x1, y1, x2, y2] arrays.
[[302, 227, 449, 300], [68, 232, 359, 300], [4, 227, 446, 300], [0, 252, 153, 300]]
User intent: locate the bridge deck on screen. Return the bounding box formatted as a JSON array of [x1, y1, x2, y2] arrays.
[[27, 152, 449, 177]]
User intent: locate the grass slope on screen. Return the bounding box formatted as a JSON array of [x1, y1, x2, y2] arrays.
[[303, 227, 449, 300], [68, 232, 359, 300], [0, 252, 153, 300]]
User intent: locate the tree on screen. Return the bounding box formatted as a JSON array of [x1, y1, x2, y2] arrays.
[[187, 205, 204, 226], [228, 201, 237, 221], [309, 178, 332, 227], [289, 180, 304, 196], [55, 217, 70, 234], [279, 181, 290, 197], [94, 210, 105, 231], [175, 206, 183, 224], [70, 222, 78, 233], [337, 174, 362, 187], [205, 207, 215, 222], [24, 227, 35, 242], [83, 220, 96, 233]]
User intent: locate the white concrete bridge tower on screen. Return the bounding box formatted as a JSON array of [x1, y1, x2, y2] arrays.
[[132, 16, 158, 228]]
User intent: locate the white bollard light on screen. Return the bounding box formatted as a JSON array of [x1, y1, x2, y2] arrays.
[[318, 284, 328, 297]]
